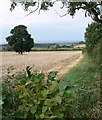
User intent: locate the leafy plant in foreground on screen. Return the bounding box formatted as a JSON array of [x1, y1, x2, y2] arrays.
[[2, 67, 24, 119], [2, 66, 78, 119], [15, 66, 65, 119]]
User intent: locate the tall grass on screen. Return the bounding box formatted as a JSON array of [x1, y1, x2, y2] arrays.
[[61, 54, 101, 118]]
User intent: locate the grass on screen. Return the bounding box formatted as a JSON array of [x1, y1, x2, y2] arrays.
[[61, 54, 101, 118]]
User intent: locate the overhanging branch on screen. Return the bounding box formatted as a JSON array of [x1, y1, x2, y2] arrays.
[[26, 0, 40, 16]]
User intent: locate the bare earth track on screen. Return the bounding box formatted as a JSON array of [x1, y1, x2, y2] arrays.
[[1, 51, 82, 77]]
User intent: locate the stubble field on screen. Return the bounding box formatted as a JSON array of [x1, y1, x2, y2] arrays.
[[1, 51, 82, 77]]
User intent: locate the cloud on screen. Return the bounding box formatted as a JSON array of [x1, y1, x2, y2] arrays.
[[0, 1, 92, 27], [0, 1, 92, 44]]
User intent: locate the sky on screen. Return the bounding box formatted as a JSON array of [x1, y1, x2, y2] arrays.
[[0, 1, 93, 44]]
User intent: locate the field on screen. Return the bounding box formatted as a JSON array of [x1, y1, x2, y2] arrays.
[[2, 51, 101, 118], [1, 51, 81, 77]]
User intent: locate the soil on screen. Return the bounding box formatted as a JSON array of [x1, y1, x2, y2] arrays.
[[0, 51, 82, 78]]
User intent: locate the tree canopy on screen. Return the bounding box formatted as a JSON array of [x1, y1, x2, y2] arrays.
[[10, 0, 102, 23], [85, 22, 102, 55], [6, 25, 34, 54]]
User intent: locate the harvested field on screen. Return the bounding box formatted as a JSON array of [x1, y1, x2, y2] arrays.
[[1, 51, 82, 77]]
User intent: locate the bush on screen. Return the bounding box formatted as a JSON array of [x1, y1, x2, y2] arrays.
[[2, 66, 78, 119], [15, 67, 65, 119], [2, 67, 25, 119]]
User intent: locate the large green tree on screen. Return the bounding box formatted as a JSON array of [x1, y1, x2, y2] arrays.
[[85, 22, 102, 54], [84, 22, 102, 66], [6, 25, 34, 54], [10, 0, 102, 23]]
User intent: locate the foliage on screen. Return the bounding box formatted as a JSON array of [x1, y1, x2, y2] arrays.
[[15, 67, 64, 119], [31, 43, 83, 51], [10, 1, 102, 23], [84, 22, 102, 66], [6, 25, 34, 54], [2, 66, 78, 119], [61, 55, 101, 118], [85, 22, 102, 53], [2, 67, 25, 119], [78, 41, 85, 44]]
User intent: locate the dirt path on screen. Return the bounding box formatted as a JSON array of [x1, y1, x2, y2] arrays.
[[0, 51, 82, 77]]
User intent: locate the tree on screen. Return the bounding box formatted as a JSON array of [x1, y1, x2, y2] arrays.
[[10, 0, 102, 23], [6, 25, 34, 54], [84, 22, 102, 67], [85, 22, 102, 53], [78, 41, 85, 44]]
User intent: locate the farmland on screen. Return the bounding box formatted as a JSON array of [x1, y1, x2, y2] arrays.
[[1, 51, 81, 77]]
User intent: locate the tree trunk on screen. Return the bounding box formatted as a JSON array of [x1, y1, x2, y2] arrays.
[[18, 51, 23, 54]]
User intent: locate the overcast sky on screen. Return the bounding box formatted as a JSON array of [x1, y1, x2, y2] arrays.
[[0, 1, 93, 44]]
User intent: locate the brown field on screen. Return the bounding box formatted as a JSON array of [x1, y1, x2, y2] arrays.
[[1, 51, 82, 77]]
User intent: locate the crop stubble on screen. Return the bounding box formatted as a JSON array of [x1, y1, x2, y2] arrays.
[[1, 51, 82, 77]]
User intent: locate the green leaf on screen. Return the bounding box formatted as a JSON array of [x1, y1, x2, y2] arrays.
[[20, 79, 27, 85], [23, 112, 28, 118], [44, 99, 52, 106], [18, 105, 24, 111], [51, 101, 58, 106], [49, 115, 57, 118], [48, 71, 57, 80], [37, 73, 45, 80], [41, 89, 49, 97], [30, 105, 37, 114], [42, 106, 48, 113], [25, 106, 30, 112], [49, 81, 58, 92], [0, 100, 4, 105], [54, 96, 62, 104], [28, 98, 34, 105], [31, 74, 39, 83], [53, 110, 63, 118], [40, 114, 44, 118]]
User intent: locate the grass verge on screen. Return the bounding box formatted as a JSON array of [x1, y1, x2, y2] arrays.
[[61, 54, 101, 118]]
